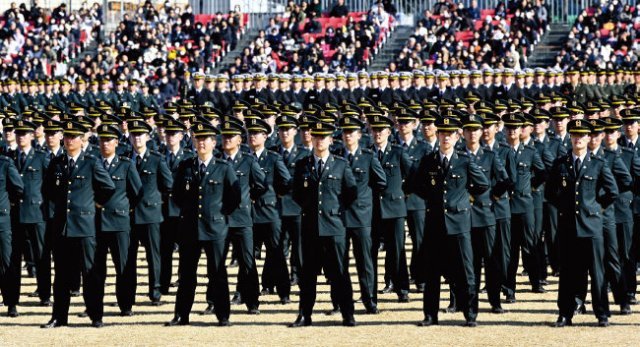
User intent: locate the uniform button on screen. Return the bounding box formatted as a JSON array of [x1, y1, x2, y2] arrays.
[[319, 182, 322, 186], [67, 200, 70, 203], [319, 201, 322, 205], [67, 209, 70, 212], [199, 195, 202, 199], [443, 191, 447, 194], [199, 205, 202, 208], [19, 199, 23, 203], [68, 190, 71, 194], [444, 209, 448, 213], [444, 181, 447, 185], [576, 201, 579, 205], [169, 193, 173, 197], [319, 211, 322, 214], [443, 199, 447, 203], [576, 211, 579, 215], [20, 174, 23, 177]]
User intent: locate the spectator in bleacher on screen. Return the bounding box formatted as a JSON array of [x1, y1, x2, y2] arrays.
[[468, 0, 481, 20], [303, 12, 322, 33], [330, 0, 349, 18]]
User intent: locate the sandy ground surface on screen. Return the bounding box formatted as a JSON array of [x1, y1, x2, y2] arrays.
[[1, 239, 639, 346]]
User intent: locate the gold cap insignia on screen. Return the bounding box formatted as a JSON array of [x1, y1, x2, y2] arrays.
[[198, 124, 203, 130], [444, 118, 450, 125], [576, 120, 581, 126]]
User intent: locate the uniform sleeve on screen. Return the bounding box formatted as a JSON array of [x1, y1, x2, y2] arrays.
[[172, 162, 186, 207], [611, 155, 633, 193], [6, 160, 24, 202], [369, 155, 387, 193], [273, 155, 292, 196], [93, 159, 116, 205], [411, 155, 429, 200], [249, 159, 267, 201], [127, 161, 143, 207], [491, 154, 511, 198], [222, 163, 241, 215], [597, 161, 619, 208], [292, 160, 306, 207], [467, 159, 489, 195], [630, 153, 640, 196], [503, 149, 517, 191], [157, 156, 173, 193], [530, 150, 547, 188], [400, 149, 413, 193], [341, 162, 357, 208]]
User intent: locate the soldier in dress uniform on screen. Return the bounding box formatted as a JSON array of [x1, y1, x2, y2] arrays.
[[94, 124, 142, 325], [215, 120, 265, 314], [166, 122, 241, 327], [272, 115, 310, 286], [159, 119, 193, 295], [289, 121, 357, 327], [412, 116, 489, 327], [5, 120, 49, 317], [41, 120, 115, 328], [121, 120, 173, 312], [547, 119, 618, 327]]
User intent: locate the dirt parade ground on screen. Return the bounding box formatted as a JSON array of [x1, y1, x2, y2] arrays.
[[1, 239, 639, 347]]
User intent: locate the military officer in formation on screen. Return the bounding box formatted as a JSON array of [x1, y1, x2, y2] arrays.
[[0, 64, 640, 329]]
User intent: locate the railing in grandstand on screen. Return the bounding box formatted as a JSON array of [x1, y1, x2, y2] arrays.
[[189, 0, 640, 27]]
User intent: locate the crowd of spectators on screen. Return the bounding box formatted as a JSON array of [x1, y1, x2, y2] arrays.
[[388, 0, 549, 72], [554, 0, 640, 70], [0, 1, 102, 80], [0, 1, 248, 106], [223, 0, 396, 75]]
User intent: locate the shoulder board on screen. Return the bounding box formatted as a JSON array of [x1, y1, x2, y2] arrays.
[[118, 156, 131, 162], [522, 144, 536, 151], [267, 149, 281, 157], [390, 144, 403, 150], [498, 143, 511, 148], [621, 147, 635, 155], [603, 148, 616, 155], [148, 150, 162, 157], [0, 155, 10, 163], [84, 153, 97, 160], [333, 155, 347, 162], [591, 156, 606, 163], [213, 157, 229, 165], [456, 151, 470, 158], [361, 148, 373, 154], [34, 149, 47, 155]]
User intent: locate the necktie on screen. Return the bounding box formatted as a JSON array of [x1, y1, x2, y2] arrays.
[[317, 159, 324, 175], [402, 142, 409, 150], [347, 153, 353, 164], [574, 158, 581, 177], [136, 155, 142, 170], [442, 156, 449, 173], [629, 142, 635, 149], [103, 159, 109, 170], [19, 151, 26, 170], [377, 150, 383, 162], [169, 152, 175, 167], [69, 158, 75, 173], [283, 150, 290, 163], [200, 163, 207, 177]]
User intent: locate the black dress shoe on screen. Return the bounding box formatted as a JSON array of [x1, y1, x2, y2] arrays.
[[290, 278, 299, 286], [77, 310, 89, 318], [521, 270, 528, 277], [464, 320, 478, 327], [165, 316, 189, 326], [260, 288, 274, 295], [247, 307, 260, 315], [342, 316, 357, 327], [40, 300, 53, 307], [29, 290, 40, 298], [229, 259, 238, 268], [151, 298, 163, 306], [629, 296, 638, 305], [170, 281, 180, 288], [7, 306, 19, 318], [70, 290, 81, 297], [231, 293, 243, 305], [289, 315, 312, 327], [620, 305, 632, 315], [325, 307, 340, 316], [415, 283, 425, 293], [479, 286, 487, 294], [505, 294, 516, 303], [598, 317, 610, 327], [553, 316, 572, 327], [532, 286, 547, 294], [380, 284, 394, 294], [540, 279, 549, 286], [280, 296, 291, 305], [491, 306, 505, 314], [398, 293, 410, 303], [41, 319, 67, 328], [417, 315, 437, 327], [91, 320, 104, 328], [218, 319, 231, 327], [201, 304, 215, 315], [120, 310, 134, 317]]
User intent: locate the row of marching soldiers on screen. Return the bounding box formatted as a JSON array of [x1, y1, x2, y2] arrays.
[[0, 91, 637, 328]]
